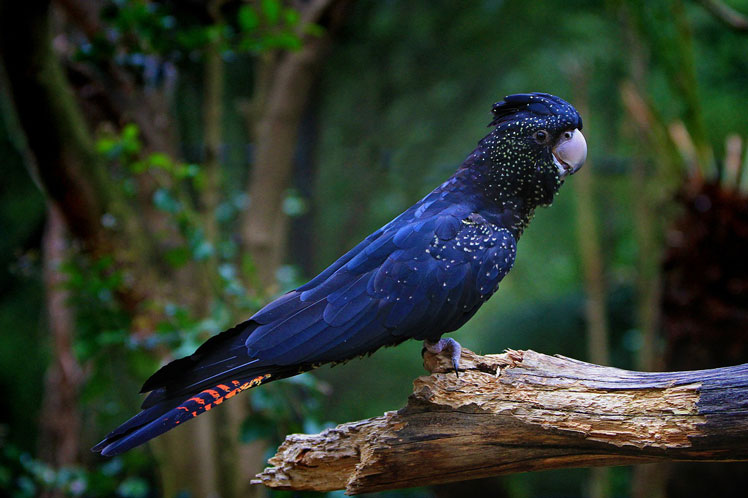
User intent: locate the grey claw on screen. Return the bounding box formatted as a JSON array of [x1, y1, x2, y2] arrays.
[[424, 338, 462, 377]]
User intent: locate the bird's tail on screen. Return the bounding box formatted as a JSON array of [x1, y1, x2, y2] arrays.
[[92, 373, 273, 456], [92, 321, 298, 456]]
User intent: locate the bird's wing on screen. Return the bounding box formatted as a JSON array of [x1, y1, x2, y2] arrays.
[[244, 198, 517, 366]]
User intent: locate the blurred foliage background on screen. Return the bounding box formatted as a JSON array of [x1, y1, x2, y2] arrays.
[[1, 0, 747, 497]]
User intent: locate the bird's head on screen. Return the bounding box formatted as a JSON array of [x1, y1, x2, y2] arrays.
[[475, 93, 586, 212]]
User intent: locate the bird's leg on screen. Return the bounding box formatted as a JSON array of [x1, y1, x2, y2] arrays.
[[423, 338, 462, 377]]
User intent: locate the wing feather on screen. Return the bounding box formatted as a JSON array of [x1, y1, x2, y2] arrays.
[[324, 292, 374, 327], [247, 299, 327, 349], [327, 272, 370, 304], [274, 302, 381, 364]]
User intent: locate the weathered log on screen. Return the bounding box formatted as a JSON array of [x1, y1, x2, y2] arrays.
[[253, 348, 748, 495]]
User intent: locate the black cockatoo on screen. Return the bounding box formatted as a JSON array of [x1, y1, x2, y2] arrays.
[[94, 92, 586, 456]]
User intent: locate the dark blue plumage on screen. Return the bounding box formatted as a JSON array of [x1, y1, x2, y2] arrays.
[[93, 92, 586, 456]]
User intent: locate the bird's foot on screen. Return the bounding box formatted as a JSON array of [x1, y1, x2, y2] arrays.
[[423, 338, 462, 377]]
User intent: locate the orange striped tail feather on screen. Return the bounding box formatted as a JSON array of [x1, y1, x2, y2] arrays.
[[93, 373, 272, 456]]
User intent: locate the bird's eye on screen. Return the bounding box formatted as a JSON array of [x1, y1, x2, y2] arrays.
[[533, 130, 549, 143]]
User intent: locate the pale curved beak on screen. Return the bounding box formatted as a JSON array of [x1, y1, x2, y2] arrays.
[[552, 128, 587, 178]]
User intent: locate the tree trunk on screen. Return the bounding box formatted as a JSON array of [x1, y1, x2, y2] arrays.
[[254, 348, 748, 495], [241, 0, 350, 292], [0, 0, 110, 252], [38, 205, 83, 471]]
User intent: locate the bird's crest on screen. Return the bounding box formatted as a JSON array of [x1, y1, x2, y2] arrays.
[[489, 93, 583, 129]]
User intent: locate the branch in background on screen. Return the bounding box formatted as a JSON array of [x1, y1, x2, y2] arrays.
[[668, 121, 701, 181], [737, 136, 748, 195], [254, 348, 748, 495], [722, 134, 743, 191], [698, 0, 748, 32]]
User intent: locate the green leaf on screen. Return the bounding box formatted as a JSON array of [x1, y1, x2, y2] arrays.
[[147, 152, 172, 171], [283, 8, 300, 27], [238, 5, 260, 32], [175, 163, 201, 179], [120, 124, 142, 154], [176, 26, 212, 50], [204, 24, 223, 43], [96, 329, 128, 347], [261, 0, 281, 24], [164, 247, 190, 268], [96, 137, 117, 156], [263, 33, 302, 51], [304, 23, 325, 38], [129, 160, 147, 174], [241, 253, 257, 281]]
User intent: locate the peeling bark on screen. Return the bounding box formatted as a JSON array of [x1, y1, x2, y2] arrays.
[[254, 349, 748, 495]]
